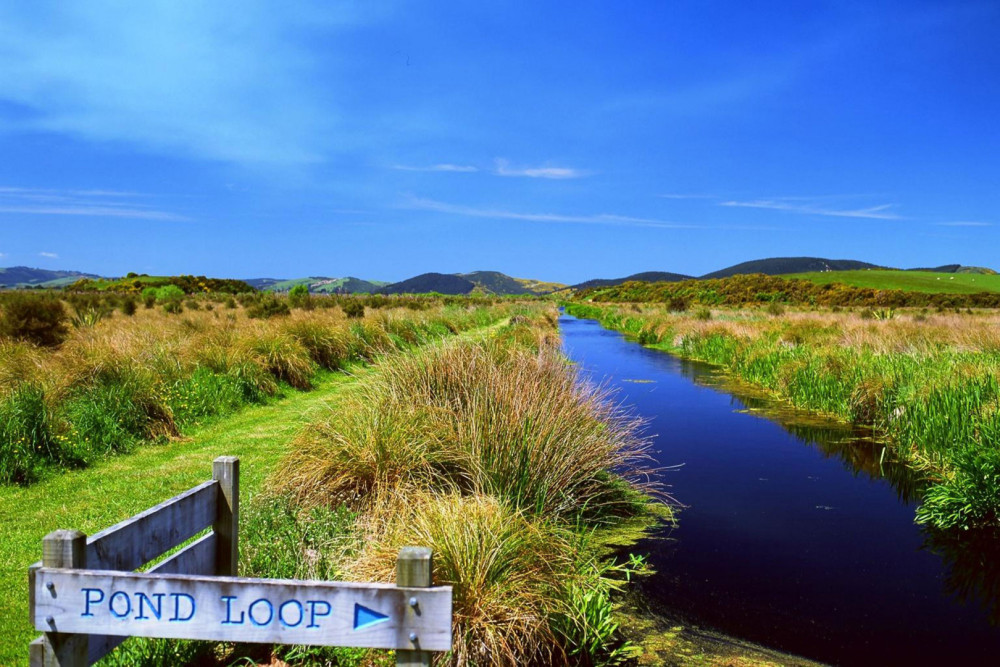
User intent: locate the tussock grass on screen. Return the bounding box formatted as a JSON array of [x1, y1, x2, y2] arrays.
[[274, 310, 661, 665], [278, 337, 653, 522]]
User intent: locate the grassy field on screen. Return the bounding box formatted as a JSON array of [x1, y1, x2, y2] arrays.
[[565, 302, 1000, 532], [786, 269, 1000, 294]]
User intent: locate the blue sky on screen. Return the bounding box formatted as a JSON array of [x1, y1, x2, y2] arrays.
[[0, 1, 997, 284]]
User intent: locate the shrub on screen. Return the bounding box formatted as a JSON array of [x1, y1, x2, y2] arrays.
[[341, 300, 365, 319], [767, 302, 786, 316], [120, 298, 137, 316], [288, 284, 311, 309], [162, 300, 183, 314], [154, 285, 185, 303], [246, 295, 291, 320], [694, 308, 712, 321], [0, 292, 69, 347], [666, 295, 689, 313]]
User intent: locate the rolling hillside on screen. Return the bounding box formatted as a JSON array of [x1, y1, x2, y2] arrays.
[[0, 266, 101, 288], [573, 271, 693, 290], [379, 272, 476, 295], [701, 257, 882, 279], [787, 270, 1000, 294], [247, 276, 388, 293]]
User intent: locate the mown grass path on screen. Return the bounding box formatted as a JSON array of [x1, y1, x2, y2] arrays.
[[0, 370, 359, 666]]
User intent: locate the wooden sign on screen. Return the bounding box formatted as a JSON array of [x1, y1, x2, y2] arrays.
[[33, 568, 453, 651]]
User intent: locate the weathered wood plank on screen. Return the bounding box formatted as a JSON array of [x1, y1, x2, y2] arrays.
[[85, 480, 217, 572], [396, 547, 433, 666], [34, 569, 452, 651], [32, 530, 88, 667], [212, 456, 239, 576], [86, 533, 217, 664]]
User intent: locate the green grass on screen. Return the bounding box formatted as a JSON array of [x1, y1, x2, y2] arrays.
[[0, 371, 359, 666], [786, 269, 1000, 294]]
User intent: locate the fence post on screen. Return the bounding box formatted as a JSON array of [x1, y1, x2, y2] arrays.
[[212, 456, 239, 576], [396, 546, 433, 667], [30, 530, 87, 667]]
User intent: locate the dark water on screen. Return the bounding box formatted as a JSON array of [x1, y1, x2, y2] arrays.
[[559, 313, 1000, 666]]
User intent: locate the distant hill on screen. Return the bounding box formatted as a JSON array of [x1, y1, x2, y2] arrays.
[[908, 264, 997, 275], [379, 273, 477, 295], [380, 271, 562, 296], [246, 276, 388, 293], [460, 271, 532, 296], [573, 271, 693, 291], [701, 257, 883, 279], [0, 266, 101, 288]]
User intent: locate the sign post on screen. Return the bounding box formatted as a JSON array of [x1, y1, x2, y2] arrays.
[[27, 456, 453, 666]]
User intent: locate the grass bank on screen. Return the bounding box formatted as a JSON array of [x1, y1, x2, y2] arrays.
[[0, 298, 511, 484], [565, 302, 1000, 531]]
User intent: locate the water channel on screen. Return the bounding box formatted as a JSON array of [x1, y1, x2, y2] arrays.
[[559, 312, 1000, 665]]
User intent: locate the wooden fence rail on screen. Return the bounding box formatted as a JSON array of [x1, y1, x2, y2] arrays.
[[27, 456, 451, 666]]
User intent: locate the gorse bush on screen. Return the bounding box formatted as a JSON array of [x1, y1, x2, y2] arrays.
[[246, 295, 291, 319], [0, 292, 69, 347], [341, 299, 365, 319]]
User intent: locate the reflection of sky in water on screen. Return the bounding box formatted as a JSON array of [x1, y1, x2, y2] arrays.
[[560, 314, 1000, 666]]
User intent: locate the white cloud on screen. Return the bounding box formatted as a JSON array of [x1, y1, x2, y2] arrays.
[[494, 159, 589, 180], [0, 2, 377, 165], [719, 199, 902, 220], [39, 251, 58, 258], [0, 186, 189, 221], [392, 164, 478, 173], [403, 197, 696, 229]]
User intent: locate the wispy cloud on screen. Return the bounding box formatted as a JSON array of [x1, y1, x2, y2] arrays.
[[0, 3, 377, 165], [39, 251, 58, 258], [658, 193, 717, 200], [934, 221, 993, 227], [392, 164, 478, 173], [719, 199, 902, 220], [0, 186, 190, 221], [494, 159, 589, 180], [403, 197, 695, 229]]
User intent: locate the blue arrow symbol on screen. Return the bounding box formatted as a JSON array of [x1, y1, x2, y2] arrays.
[[353, 603, 389, 630]]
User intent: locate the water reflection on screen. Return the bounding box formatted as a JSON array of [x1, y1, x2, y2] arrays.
[[924, 528, 1000, 625], [673, 355, 926, 503]]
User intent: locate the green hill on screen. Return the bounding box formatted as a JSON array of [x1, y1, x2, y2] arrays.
[[573, 271, 693, 290], [701, 257, 882, 279], [786, 270, 1000, 294], [246, 277, 388, 293], [0, 266, 101, 288], [380, 273, 476, 295]]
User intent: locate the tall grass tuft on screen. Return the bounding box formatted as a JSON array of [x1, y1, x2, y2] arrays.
[[279, 336, 654, 522]]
